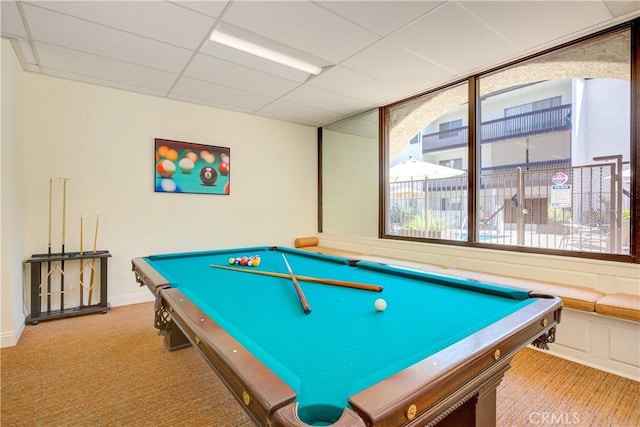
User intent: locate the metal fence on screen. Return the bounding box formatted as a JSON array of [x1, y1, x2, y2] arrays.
[[388, 162, 630, 254]]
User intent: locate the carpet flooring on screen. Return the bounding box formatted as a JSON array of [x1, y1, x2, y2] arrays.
[[1, 302, 638, 426]]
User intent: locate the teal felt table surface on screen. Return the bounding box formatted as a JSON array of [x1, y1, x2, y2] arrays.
[[143, 246, 538, 423]]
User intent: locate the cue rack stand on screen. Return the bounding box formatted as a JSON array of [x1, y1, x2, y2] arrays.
[[25, 250, 111, 324]]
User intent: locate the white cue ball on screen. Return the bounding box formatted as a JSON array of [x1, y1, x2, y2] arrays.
[[374, 298, 387, 312]]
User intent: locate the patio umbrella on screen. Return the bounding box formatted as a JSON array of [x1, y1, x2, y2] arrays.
[[389, 157, 464, 234], [390, 157, 465, 181]]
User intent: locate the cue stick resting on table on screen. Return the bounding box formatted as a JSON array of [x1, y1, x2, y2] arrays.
[[281, 254, 311, 314], [211, 264, 383, 292]]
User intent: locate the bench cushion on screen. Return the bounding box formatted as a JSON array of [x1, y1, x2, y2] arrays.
[[292, 239, 637, 321], [596, 294, 640, 322]]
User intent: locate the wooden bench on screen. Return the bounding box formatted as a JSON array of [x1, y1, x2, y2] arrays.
[[293, 236, 640, 322]]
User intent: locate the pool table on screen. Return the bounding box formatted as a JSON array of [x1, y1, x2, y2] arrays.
[[132, 246, 562, 427]]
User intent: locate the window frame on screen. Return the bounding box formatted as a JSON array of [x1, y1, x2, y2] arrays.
[[378, 19, 639, 264]]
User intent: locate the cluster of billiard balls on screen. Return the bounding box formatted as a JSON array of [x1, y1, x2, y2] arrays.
[[229, 255, 261, 267]]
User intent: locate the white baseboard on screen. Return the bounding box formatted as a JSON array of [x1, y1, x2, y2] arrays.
[[108, 290, 154, 307], [1, 320, 25, 348]]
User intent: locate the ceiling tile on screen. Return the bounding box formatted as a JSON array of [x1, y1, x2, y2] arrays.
[[36, 42, 178, 92], [281, 85, 371, 115], [341, 39, 455, 92], [308, 65, 403, 105], [603, 1, 640, 18], [221, 1, 378, 63], [184, 53, 301, 97], [168, 92, 255, 114], [388, 2, 518, 74], [31, 1, 215, 49], [9, 37, 38, 65], [459, 1, 614, 51], [318, 1, 444, 37], [23, 3, 192, 73], [257, 99, 343, 126], [172, 1, 229, 19], [1, 0, 636, 127], [42, 67, 169, 98], [1, 0, 27, 38], [170, 76, 273, 112]]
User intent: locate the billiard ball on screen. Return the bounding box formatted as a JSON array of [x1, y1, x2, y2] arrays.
[[184, 151, 198, 163], [201, 150, 215, 164], [228, 257, 235, 265], [178, 158, 195, 173], [157, 145, 169, 157], [166, 149, 179, 161], [200, 166, 217, 186], [157, 159, 176, 177], [218, 162, 229, 176], [374, 298, 387, 312], [155, 178, 180, 193]]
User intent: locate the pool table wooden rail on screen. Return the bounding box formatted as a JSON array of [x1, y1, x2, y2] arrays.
[[132, 257, 170, 293]]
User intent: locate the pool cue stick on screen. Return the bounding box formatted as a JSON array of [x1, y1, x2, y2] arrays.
[[59, 178, 69, 310], [87, 215, 99, 305], [79, 215, 84, 307], [211, 264, 383, 292], [46, 178, 53, 312], [281, 254, 311, 314]]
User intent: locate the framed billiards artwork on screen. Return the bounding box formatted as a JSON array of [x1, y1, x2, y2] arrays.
[[154, 138, 230, 195]]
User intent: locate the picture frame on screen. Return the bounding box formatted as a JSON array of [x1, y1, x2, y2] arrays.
[[154, 138, 230, 195]]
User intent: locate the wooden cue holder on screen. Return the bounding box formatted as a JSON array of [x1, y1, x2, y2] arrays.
[[25, 250, 111, 325]]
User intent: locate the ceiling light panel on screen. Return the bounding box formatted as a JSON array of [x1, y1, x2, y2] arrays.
[[199, 41, 311, 83], [210, 31, 323, 75]]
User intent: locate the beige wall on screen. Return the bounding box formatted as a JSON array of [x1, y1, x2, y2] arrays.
[[1, 44, 318, 345], [322, 129, 378, 238], [1, 39, 26, 346]]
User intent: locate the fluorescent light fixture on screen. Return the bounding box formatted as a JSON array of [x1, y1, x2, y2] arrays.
[[210, 31, 323, 76]]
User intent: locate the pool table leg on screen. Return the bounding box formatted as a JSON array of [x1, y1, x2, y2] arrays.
[[163, 327, 192, 351], [153, 296, 192, 351], [435, 368, 503, 427]]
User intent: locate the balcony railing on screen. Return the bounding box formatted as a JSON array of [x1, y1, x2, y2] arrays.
[[423, 104, 572, 153]]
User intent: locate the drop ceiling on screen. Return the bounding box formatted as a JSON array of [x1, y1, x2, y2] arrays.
[[1, 1, 638, 127]]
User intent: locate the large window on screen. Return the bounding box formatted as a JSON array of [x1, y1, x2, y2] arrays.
[[384, 82, 468, 240], [382, 23, 637, 261]]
